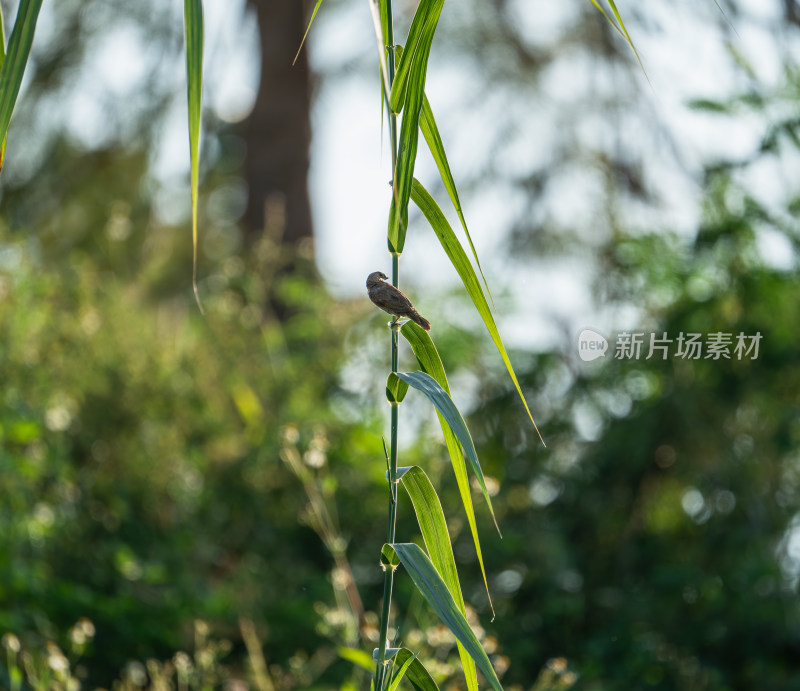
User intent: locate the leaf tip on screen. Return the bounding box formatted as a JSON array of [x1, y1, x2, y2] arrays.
[[291, 36, 306, 66], [193, 278, 205, 316], [492, 514, 502, 539]]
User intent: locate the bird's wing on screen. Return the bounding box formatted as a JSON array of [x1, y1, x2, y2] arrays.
[[383, 289, 415, 313]]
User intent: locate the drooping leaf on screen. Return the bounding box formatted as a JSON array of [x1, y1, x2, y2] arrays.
[[395, 371, 498, 530], [385, 543, 503, 691], [0, 0, 43, 174], [419, 95, 493, 308], [604, 0, 644, 71], [401, 321, 493, 622], [184, 0, 204, 312], [401, 466, 478, 691], [410, 179, 545, 446], [292, 0, 326, 65], [402, 467, 459, 599], [588, 0, 644, 74]]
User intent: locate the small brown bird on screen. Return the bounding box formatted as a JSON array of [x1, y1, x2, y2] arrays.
[[366, 271, 431, 331]]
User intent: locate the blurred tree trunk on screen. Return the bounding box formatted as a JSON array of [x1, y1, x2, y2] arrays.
[[243, 0, 314, 256]]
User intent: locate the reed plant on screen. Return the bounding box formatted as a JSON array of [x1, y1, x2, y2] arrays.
[[359, 1, 541, 685], [342, 3, 637, 688]]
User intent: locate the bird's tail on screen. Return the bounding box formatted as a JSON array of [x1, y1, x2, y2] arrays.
[[410, 309, 431, 331]]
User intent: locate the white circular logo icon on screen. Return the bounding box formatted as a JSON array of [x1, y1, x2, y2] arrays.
[[578, 329, 608, 362]]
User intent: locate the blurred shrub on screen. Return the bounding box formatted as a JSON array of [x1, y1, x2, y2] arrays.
[[464, 126, 800, 689], [0, 218, 389, 687]]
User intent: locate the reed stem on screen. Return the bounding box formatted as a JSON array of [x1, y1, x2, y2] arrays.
[[373, 3, 399, 688]]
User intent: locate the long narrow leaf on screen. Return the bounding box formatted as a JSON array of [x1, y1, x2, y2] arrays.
[[388, 46, 427, 254], [392, 649, 439, 691], [386, 543, 503, 691], [367, 0, 392, 105], [401, 321, 494, 621], [184, 0, 204, 312], [0, 3, 7, 171], [588, 0, 644, 74], [0, 6, 7, 67], [587, 0, 622, 36], [388, 0, 444, 114], [379, 2, 391, 130], [388, 651, 418, 691], [387, 0, 445, 254], [420, 95, 494, 307], [395, 371, 498, 530], [292, 0, 326, 65], [402, 469, 459, 589], [410, 179, 545, 446], [0, 0, 43, 174], [379, 0, 390, 50], [401, 466, 478, 691], [604, 0, 645, 72], [369, 648, 440, 691]]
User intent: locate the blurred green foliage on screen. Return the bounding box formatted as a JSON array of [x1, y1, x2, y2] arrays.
[[463, 75, 800, 689], [0, 166, 390, 686]]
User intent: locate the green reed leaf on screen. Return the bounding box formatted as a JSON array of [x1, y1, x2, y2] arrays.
[[388, 0, 444, 114], [588, 0, 645, 74], [0, 0, 43, 174], [368, 0, 392, 104], [0, 5, 7, 66], [385, 543, 503, 691], [395, 371, 497, 528], [184, 0, 204, 312], [387, 0, 445, 254], [387, 651, 418, 691], [293, 0, 326, 65], [420, 94, 494, 308], [401, 465, 478, 691], [411, 179, 545, 446], [391, 649, 439, 691], [401, 321, 494, 624]]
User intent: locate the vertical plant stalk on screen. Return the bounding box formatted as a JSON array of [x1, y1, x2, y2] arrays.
[[374, 2, 399, 687], [375, 278, 400, 690]]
